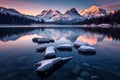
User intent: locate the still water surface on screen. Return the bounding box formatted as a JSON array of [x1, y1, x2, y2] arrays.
[[0, 27, 120, 80]]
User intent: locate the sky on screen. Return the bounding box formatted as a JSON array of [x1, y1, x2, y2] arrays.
[[0, 0, 120, 16]]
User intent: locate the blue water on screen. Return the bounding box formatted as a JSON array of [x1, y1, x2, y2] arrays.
[[0, 27, 120, 80]]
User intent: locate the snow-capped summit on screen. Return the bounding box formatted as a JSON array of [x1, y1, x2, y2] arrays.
[[79, 5, 107, 19], [61, 8, 85, 22], [36, 8, 85, 23], [36, 9, 62, 22]]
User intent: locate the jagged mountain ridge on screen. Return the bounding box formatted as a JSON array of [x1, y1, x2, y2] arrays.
[[60, 8, 85, 22], [36, 9, 62, 22], [36, 8, 85, 23]]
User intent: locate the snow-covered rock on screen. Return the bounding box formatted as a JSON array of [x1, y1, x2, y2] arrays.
[[32, 38, 54, 43], [78, 45, 96, 53], [45, 46, 56, 58], [36, 57, 73, 75], [36, 57, 61, 71], [57, 44, 72, 50], [79, 5, 107, 19], [61, 56, 73, 61], [74, 40, 89, 48]]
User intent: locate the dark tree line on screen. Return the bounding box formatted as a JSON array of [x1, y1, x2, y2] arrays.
[[0, 27, 38, 40], [81, 10, 120, 25], [0, 12, 41, 25]]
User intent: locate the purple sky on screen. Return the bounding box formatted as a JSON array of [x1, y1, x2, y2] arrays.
[[0, 0, 120, 15]]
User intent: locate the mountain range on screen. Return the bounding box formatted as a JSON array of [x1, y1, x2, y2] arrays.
[[0, 5, 114, 23]]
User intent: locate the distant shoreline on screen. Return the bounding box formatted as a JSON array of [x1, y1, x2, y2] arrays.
[[0, 23, 120, 28]]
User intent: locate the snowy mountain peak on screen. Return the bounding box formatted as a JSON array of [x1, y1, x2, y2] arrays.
[[60, 8, 85, 22], [47, 9, 62, 15], [65, 8, 79, 15], [90, 5, 100, 10], [70, 8, 78, 12], [80, 5, 107, 19], [36, 9, 62, 22]]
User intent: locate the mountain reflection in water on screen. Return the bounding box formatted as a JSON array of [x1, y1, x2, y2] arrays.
[[0, 27, 120, 43], [0, 27, 120, 80]]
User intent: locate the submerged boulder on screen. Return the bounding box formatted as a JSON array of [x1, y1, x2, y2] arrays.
[[78, 45, 96, 53], [36, 57, 73, 76], [57, 44, 73, 51], [76, 77, 85, 80], [80, 71, 90, 79], [45, 46, 56, 59], [72, 63, 101, 80], [72, 65, 82, 75], [32, 38, 54, 44], [90, 75, 99, 80], [74, 41, 89, 48]]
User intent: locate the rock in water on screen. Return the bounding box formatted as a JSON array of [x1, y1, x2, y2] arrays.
[[45, 46, 56, 59], [36, 57, 73, 76], [57, 44, 72, 50], [74, 40, 89, 48], [32, 38, 54, 44], [78, 45, 96, 53], [36, 57, 61, 71]]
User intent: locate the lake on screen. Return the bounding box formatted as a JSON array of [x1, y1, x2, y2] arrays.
[[0, 26, 120, 80]]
